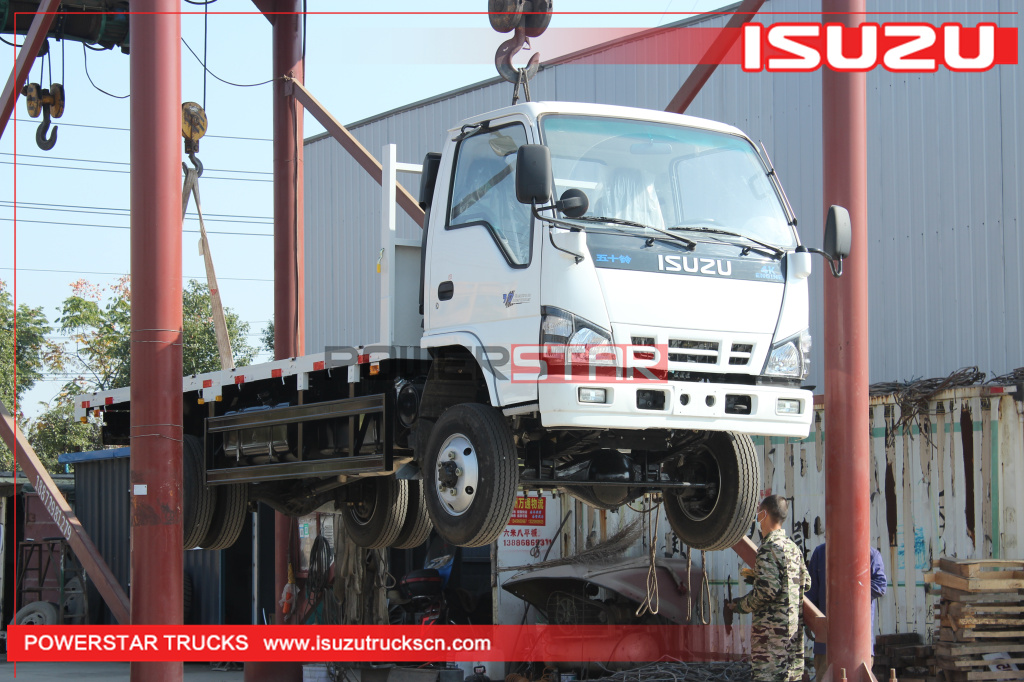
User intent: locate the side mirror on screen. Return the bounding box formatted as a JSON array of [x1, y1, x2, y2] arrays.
[[806, 205, 851, 277], [419, 152, 442, 210], [515, 144, 553, 205], [824, 205, 852, 260], [556, 188, 589, 218]]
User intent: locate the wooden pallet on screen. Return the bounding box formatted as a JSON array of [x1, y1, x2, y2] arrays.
[[935, 643, 1024, 657], [938, 559, 1024, 577], [937, 667, 1019, 675]]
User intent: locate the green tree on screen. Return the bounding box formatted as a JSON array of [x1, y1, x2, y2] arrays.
[[261, 318, 274, 356], [27, 402, 100, 472], [53, 277, 257, 395], [0, 280, 53, 471], [182, 279, 257, 375]]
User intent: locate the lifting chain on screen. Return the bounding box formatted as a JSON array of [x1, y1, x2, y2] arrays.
[[488, 0, 552, 103]]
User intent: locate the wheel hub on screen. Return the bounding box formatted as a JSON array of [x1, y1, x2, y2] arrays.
[[672, 447, 721, 522], [433, 434, 480, 516]]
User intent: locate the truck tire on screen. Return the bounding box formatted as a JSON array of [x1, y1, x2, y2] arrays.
[[662, 432, 759, 551], [14, 601, 58, 625], [343, 477, 408, 549], [183, 435, 215, 549], [424, 403, 519, 547], [200, 483, 249, 550], [393, 478, 434, 549]]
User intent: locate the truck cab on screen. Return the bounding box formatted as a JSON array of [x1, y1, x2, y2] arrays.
[[414, 101, 816, 550]]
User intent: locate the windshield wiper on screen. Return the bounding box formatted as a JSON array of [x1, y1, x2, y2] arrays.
[[668, 226, 783, 260], [574, 215, 696, 250]]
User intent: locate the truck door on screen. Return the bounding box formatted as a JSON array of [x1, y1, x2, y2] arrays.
[[424, 119, 540, 405]]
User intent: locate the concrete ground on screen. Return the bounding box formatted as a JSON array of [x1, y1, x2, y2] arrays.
[[0, 658, 246, 680]]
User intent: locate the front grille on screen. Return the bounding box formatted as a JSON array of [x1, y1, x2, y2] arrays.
[[729, 343, 754, 366], [668, 339, 719, 364]]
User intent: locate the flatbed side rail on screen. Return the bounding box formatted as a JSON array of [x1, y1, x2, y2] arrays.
[[204, 393, 393, 485]]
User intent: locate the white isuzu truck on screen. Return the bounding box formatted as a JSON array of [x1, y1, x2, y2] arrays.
[[76, 101, 849, 554]]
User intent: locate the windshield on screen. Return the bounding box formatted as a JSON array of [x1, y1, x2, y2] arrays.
[[539, 114, 797, 249]]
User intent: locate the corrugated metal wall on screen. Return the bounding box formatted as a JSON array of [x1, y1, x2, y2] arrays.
[[71, 455, 235, 625], [500, 387, 1023, 645], [303, 0, 1022, 390]]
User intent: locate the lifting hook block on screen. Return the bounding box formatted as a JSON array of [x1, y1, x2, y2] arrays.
[[35, 106, 57, 151], [495, 25, 540, 84], [22, 82, 64, 151]]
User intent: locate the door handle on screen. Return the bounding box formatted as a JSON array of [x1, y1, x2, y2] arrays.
[[437, 280, 454, 301]]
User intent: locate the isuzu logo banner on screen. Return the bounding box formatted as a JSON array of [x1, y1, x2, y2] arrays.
[[514, 23, 1015, 72], [742, 23, 1016, 72]]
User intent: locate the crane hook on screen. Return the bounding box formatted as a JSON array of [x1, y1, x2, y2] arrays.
[[495, 25, 540, 84], [36, 106, 57, 151]]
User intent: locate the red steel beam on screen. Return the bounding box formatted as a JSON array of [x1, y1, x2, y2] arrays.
[[732, 537, 827, 642], [0, 403, 131, 624], [822, 0, 872, 680], [250, 0, 276, 23], [246, 4, 305, 681], [0, 0, 60, 140], [664, 0, 766, 114], [129, 2, 183, 681], [284, 78, 425, 227]]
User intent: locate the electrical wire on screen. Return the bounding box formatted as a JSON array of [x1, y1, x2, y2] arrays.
[[12, 118, 271, 141], [0, 36, 24, 48], [0, 216, 273, 238], [183, 0, 218, 4], [0, 159, 273, 182], [82, 42, 128, 99], [0, 199, 272, 223], [0, 266, 272, 282], [181, 38, 273, 88], [0, 152, 273, 176]]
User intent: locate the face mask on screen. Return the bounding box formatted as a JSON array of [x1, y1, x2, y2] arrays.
[[756, 510, 767, 540]]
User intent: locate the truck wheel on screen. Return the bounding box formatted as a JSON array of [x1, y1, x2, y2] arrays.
[[662, 432, 759, 551], [393, 479, 434, 549], [424, 403, 519, 547], [200, 483, 249, 550], [183, 435, 215, 549], [14, 601, 58, 625], [343, 477, 408, 549]]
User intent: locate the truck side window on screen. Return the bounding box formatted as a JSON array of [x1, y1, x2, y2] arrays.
[[448, 124, 532, 266]]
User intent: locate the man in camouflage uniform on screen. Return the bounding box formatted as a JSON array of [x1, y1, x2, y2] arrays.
[[725, 495, 811, 682]]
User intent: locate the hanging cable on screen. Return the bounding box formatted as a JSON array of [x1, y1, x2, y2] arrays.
[[0, 36, 24, 48], [82, 43, 128, 99], [183, 0, 218, 4], [635, 496, 662, 618], [202, 1, 208, 109], [181, 38, 272, 88]]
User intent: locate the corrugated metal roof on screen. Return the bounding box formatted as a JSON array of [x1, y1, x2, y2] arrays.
[[58, 447, 129, 464]]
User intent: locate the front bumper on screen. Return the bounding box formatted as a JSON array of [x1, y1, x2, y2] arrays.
[[538, 380, 813, 437]]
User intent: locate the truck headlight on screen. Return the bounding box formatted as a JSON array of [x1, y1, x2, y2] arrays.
[[763, 329, 811, 379], [541, 306, 615, 367]]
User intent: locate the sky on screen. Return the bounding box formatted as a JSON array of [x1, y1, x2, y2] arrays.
[[2, 0, 733, 418]]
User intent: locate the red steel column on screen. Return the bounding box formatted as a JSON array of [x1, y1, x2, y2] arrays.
[[246, 4, 303, 681], [822, 1, 871, 679], [129, 2, 182, 682], [273, 2, 304, 360]]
